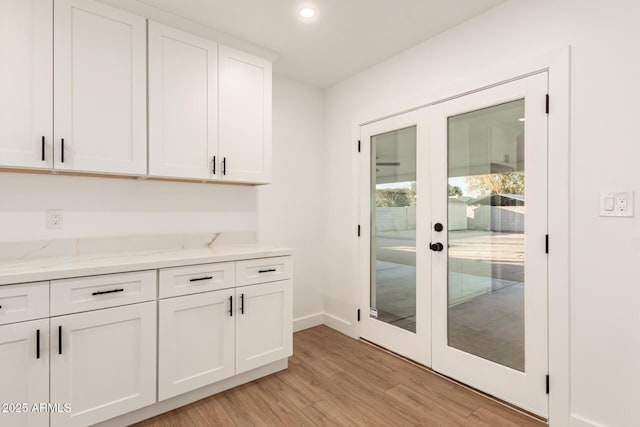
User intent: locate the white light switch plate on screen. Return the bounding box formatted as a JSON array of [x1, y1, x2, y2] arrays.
[[600, 192, 634, 217]]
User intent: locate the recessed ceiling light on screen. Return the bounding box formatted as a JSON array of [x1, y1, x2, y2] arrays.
[[518, 118, 526, 122], [298, 7, 315, 18]]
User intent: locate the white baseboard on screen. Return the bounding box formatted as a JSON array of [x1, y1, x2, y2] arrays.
[[293, 312, 324, 332], [570, 414, 600, 427], [323, 312, 357, 338], [293, 311, 357, 338]]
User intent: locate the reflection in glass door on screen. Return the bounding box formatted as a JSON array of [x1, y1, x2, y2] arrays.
[[447, 99, 526, 371], [371, 126, 417, 333]]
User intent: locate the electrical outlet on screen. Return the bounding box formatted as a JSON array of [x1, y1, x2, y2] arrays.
[[46, 209, 63, 229], [600, 192, 634, 217]]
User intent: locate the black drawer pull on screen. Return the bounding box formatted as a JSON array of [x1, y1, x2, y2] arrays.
[[240, 293, 244, 314], [212, 155, 216, 175], [258, 269, 276, 273], [41, 136, 45, 161], [61, 138, 64, 163], [58, 326, 62, 355], [92, 288, 124, 296], [229, 295, 233, 317], [36, 329, 40, 359], [222, 157, 226, 175], [189, 276, 213, 282]]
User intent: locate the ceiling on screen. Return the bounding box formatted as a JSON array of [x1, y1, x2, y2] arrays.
[[137, 0, 506, 88]]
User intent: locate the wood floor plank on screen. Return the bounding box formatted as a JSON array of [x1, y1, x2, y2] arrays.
[[244, 378, 316, 426], [387, 383, 477, 426], [470, 404, 546, 427], [255, 375, 315, 411], [301, 400, 360, 427], [133, 326, 546, 427]]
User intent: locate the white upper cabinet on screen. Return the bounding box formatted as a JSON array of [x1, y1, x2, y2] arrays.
[[53, 0, 147, 175], [148, 21, 218, 180], [219, 45, 272, 184], [0, 0, 53, 169], [0, 2, 273, 183]]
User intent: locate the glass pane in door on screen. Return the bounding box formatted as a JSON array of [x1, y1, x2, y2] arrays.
[[370, 126, 417, 333], [447, 99, 526, 371]]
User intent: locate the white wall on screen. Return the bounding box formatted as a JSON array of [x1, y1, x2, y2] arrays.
[[323, 1, 640, 426], [257, 76, 326, 327], [0, 173, 257, 241]]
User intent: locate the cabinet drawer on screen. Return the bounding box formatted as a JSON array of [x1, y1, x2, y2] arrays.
[[235, 256, 293, 286], [51, 271, 156, 316], [0, 282, 49, 325], [159, 262, 235, 298]]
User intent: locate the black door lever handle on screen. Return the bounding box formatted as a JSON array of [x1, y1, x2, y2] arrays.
[[429, 242, 444, 252]]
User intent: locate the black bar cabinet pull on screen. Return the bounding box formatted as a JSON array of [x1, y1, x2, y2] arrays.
[[212, 156, 216, 175], [189, 276, 212, 282], [258, 269, 276, 273], [36, 329, 40, 359], [229, 295, 233, 316], [222, 157, 226, 175], [41, 136, 45, 161], [58, 326, 62, 355], [240, 293, 244, 314], [61, 138, 65, 163], [92, 288, 124, 296]]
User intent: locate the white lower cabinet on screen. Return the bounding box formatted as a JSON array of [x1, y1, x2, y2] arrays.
[[158, 267, 292, 399], [158, 289, 235, 401], [236, 280, 293, 374], [0, 254, 291, 427], [0, 319, 49, 427], [49, 302, 157, 427]]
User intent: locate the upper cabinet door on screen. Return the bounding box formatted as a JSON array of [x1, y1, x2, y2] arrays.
[[53, 0, 146, 175], [219, 45, 272, 184], [148, 21, 218, 180], [0, 0, 53, 169]]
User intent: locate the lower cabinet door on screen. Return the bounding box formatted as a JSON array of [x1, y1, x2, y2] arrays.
[[235, 280, 292, 374], [0, 319, 49, 427], [158, 289, 235, 400], [50, 302, 156, 427]]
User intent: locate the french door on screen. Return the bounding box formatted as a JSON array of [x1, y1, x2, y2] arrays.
[[359, 72, 549, 416], [359, 109, 430, 365]]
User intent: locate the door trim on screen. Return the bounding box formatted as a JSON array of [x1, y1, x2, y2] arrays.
[[353, 47, 570, 425]]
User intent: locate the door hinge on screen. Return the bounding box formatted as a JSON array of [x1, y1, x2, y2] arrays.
[[357, 309, 361, 322], [545, 234, 549, 254], [357, 225, 361, 237], [357, 140, 361, 152], [545, 94, 549, 114], [546, 375, 550, 394]]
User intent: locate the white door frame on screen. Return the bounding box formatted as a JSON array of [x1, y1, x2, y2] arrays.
[[353, 47, 570, 425]]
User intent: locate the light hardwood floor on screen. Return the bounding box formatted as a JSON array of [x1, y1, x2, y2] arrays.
[[134, 326, 545, 426]]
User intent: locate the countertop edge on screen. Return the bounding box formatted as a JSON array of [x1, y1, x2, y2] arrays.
[[0, 247, 294, 286]]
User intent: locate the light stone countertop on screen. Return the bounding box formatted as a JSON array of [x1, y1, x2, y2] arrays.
[[0, 244, 293, 286]]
